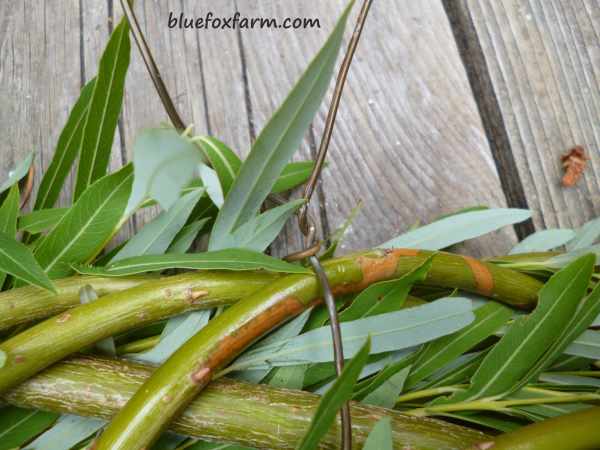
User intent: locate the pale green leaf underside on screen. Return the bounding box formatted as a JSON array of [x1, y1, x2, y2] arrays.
[[510, 229, 575, 254], [0, 152, 34, 195]]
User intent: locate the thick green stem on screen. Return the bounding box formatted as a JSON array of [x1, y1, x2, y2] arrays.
[[0, 275, 149, 331], [0, 271, 278, 392], [472, 406, 600, 450], [3, 355, 488, 450], [95, 249, 542, 450]]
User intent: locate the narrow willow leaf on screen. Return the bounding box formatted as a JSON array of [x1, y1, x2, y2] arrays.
[[271, 161, 315, 194], [74, 248, 311, 276], [454, 254, 594, 401], [131, 310, 211, 365], [405, 302, 512, 389], [513, 280, 600, 390], [379, 208, 532, 250], [127, 129, 204, 214], [439, 412, 521, 433], [111, 188, 204, 262], [194, 136, 241, 196], [199, 165, 224, 208], [362, 366, 410, 408], [298, 337, 370, 450], [351, 352, 415, 400], [545, 245, 600, 269], [0, 185, 20, 286], [228, 297, 474, 371], [0, 153, 33, 195], [34, 80, 96, 210], [167, 218, 210, 254], [362, 417, 393, 450], [509, 229, 576, 254], [418, 352, 486, 390], [222, 199, 304, 252], [74, 19, 130, 199], [321, 201, 362, 259], [567, 217, 600, 251], [18, 208, 68, 234], [0, 231, 56, 292], [0, 407, 57, 450], [34, 165, 133, 278], [209, 2, 353, 250], [564, 329, 600, 359], [23, 415, 105, 450], [0, 351, 5, 369], [538, 373, 600, 388], [194, 136, 313, 196]]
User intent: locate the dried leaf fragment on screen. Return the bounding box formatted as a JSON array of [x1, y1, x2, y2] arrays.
[[561, 146, 588, 187]]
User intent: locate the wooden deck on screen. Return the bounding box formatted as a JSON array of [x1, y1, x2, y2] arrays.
[[1, 0, 598, 257]]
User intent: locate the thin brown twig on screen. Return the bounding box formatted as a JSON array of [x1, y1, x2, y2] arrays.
[[19, 165, 35, 210]]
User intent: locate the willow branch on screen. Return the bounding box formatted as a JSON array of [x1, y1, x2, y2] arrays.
[[2, 355, 488, 450], [471, 406, 600, 450], [94, 249, 542, 450]]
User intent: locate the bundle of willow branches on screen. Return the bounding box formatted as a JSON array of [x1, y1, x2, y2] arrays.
[[1, 2, 599, 450]]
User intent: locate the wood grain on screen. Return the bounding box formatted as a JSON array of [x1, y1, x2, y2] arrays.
[[0, 0, 522, 257], [455, 0, 600, 230]]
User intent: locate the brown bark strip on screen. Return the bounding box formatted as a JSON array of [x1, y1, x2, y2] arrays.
[[193, 296, 306, 385], [462, 255, 495, 297]]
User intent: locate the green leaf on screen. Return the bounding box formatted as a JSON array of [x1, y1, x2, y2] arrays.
[[379, 208, 532, 250], [0, 152, 33, 195], [404, 302, 512, 389], [127, 129, 204, 214], [453, 254, 595, 401], [111, 188, 205, 262], [0, 406, 58, 450], [567, 217, 600, 251], [538, 373, 600, 388], [167, 218, 210, 254], [23, 415, 104, 450], [199, 165, 224, 208], [220, 199, 304, 252], [564, 329, 600, 359], [74, 248, 311, 277], [0, 185, 20, 287], [0, 350, 5, 369], [510, 229, 576, 254], [0, 231, 56, 292], [209, 2, 354, 250], [351, 354, 414, 400], [417, 351, 486, 390], [34, 164, 133, 278], [73, 18, 131, 199], [513, 280, 600, 390], [34, 80, 96, 210], [298, 336, 370, 450], [271, 161, 316, 194], [194, 136, 241, 196], [18, 208, 69, 234], [361, 417, 393, 450], [228, 297, 474, 371], [362, 366, 410, 408]]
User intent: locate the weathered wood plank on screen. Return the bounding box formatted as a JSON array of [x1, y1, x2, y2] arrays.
[[0, 0, 81, 209], [236, 0, 515, 256], [455, 0, 600, 230]]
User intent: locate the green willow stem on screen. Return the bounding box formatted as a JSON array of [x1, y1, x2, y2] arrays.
[[0, 275, 149, 331], [409, 393, 600, 416], [2, 356, 488, 450], [472, 406, 600, 450], [95, 249, 542, 450], [116, 335, 161, 354], [0, 270, 278, 393], [395, 386, 465, 404]]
